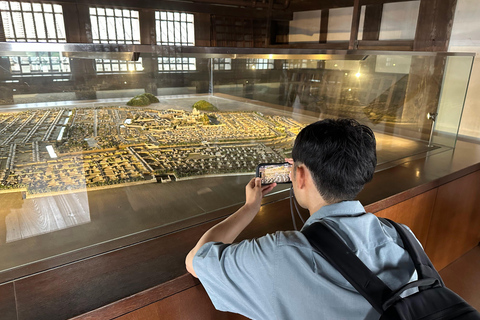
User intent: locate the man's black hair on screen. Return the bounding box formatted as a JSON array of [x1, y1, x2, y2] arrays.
[[292, 119, 377, 203]]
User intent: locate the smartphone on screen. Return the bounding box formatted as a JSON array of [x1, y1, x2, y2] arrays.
[[256, 162, 292, 185]]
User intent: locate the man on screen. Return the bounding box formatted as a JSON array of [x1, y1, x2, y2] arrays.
[[185, 119, 416, 320]]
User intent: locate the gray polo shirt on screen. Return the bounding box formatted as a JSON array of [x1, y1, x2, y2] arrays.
[[193, 201, 417, 320]]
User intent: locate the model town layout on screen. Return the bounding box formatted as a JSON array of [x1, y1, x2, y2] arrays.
[[0, 99, 304, 197]]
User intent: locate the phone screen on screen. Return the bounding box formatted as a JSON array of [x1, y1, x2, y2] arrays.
[[256, 162, 292, 185]]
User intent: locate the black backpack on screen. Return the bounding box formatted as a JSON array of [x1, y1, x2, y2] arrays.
[[302, 218, 480, 320]]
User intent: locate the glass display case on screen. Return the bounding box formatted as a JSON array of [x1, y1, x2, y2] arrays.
[[0, 43, 474, 278]]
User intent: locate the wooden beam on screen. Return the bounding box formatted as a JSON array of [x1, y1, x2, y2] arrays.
[[414, 0, 458, 51], [319, 9, 329, 43], [362, 4, 383, 41], [288, 0, 416, 13], [349, 0, 361, 49], [59, 0, 292, 21]]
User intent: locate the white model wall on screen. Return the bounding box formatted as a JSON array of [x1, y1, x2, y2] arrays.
[[449, 0, 480, 139]]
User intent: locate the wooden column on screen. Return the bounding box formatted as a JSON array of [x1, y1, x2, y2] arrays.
[[0, 12, 14, 105], [62, 3, 97, 100], [414, 0, 458, 51], [348, 0, 361, 49], [62, 3, 92, 43], [362, 4, 383, 41], [319, 9, 329, 44], [139, 9, 158, 95]]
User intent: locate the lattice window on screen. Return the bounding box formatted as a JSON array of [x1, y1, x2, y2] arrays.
[[94, 59, 143, 73], [0, 1, 70, 76], [157, 57, 196, 72], [0, 1, 66, 42], [89, 7, 140, 44], [155, 11, 194, 46], [213, 58, 231, 71], [89, 7, 142, 73], [246, 59, 274, 70], [9, 54, 70, 75], [156, 11, 195, 72]]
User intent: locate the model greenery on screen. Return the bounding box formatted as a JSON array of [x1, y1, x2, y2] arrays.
[[126, 93, 160, 106], [192, 100, 218, 111]]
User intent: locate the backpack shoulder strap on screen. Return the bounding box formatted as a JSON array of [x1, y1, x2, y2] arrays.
[[379, 218, 444, 287], [302, 220, 393, 314]]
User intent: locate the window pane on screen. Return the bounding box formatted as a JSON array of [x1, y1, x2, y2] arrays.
[[21, 2, 31, 11], [24, 12, 36, 38], [53, 4, 62, 13], [10, 2, 21, 10], [42, 3, 52, 12], [0, 2, 9, 10], [32, 3, 42, 11], [116, 16, 124, 41], [12, 12, 25, 39], [44, 13, 56, 39]]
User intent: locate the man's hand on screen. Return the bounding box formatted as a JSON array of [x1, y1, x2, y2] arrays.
[[245, 178, 277, 212]]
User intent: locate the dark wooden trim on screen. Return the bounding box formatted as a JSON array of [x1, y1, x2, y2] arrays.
[[71, 274, 200, 320], [0, 11, 6, 42], [0, 282, 16, 320], [319, 9, 329, 44], [362, 3, 383, 41], [413, 0, 458, 51], [357, 40, 414, 50], [288, 0, 417, 13], [349, 0, 362, 50]]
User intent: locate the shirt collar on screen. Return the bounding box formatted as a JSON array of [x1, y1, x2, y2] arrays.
[[301, 200, 366, 230]]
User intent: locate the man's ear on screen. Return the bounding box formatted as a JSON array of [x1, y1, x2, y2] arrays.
[[296, 164, 306, 189]]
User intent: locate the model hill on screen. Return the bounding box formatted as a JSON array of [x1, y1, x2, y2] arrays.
[[126, 93, 160, 106], [192, 100, 218, 111]]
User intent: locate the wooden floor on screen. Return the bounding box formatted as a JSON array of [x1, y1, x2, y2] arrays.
[[440, 245, 480, 311]]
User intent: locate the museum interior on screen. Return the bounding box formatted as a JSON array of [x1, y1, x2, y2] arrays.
[[0, 0, 480, 319]]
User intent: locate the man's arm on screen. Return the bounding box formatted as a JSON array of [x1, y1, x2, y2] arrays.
[[185, 177, 276, 278]]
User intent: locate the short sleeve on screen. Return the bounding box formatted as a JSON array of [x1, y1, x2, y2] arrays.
[[192, 233, 277, 320]]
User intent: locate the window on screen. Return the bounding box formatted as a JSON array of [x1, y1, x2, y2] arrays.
[[213, 58, 231, 71], [89, 7, 142, 73], [156, 11, 195, 72], [94, 59, 143, 73], [89, 7, 140, 44], [0, 1, 66, 42], [0, 1, 70, 76], [247, 59, 274, 70], [155, 11, 194, 46]]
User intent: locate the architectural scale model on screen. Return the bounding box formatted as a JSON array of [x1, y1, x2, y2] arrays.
[[0, 104, 304, 197]]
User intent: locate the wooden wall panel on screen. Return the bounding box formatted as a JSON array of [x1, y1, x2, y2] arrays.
[[374, 188, 437, 247], [426, 171, 480, 270], [117, 284, 247, 320], [0, 282, 17, 320]]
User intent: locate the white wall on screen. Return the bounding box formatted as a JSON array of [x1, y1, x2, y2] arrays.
[[288, 10, 321, 42], [449, 0, 480, 139], [379, 1, 420, 40]]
